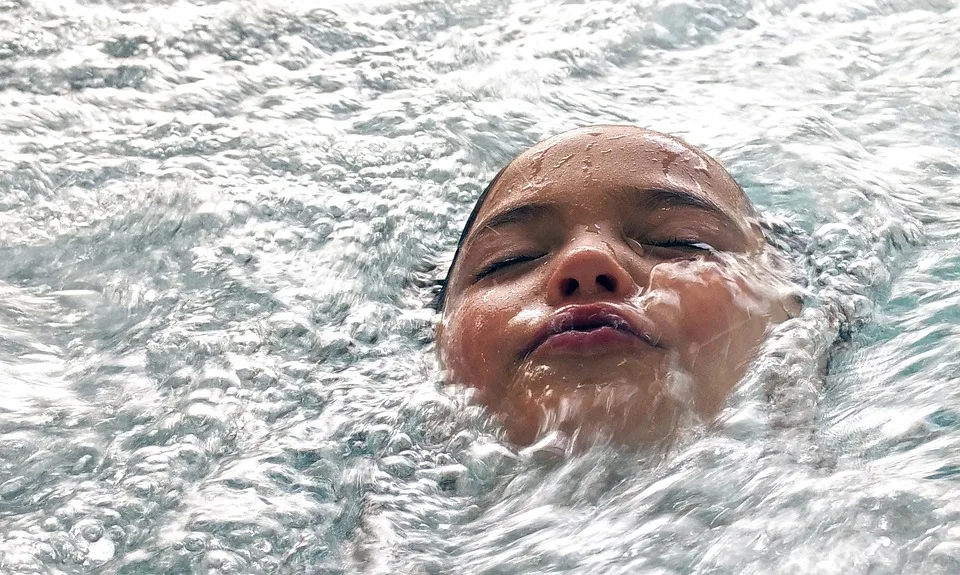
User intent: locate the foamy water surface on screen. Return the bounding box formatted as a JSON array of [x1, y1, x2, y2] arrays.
[[0, 0, 958, 573]]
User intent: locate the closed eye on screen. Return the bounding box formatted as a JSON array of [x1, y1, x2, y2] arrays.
[[474, 254, 544, 280], [651, 239, 715, 251], [640, 238, 718, 258]]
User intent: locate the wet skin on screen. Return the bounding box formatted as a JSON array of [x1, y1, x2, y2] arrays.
[[437, 126, 793, 449]]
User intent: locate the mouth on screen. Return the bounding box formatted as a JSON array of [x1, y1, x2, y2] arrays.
[[522, 303, 660, 358]]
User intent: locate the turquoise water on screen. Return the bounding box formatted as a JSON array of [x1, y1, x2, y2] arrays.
[[0, 0, 958, 573]]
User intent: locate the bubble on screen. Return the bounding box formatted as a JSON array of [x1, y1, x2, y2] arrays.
[[380, 455, 416, 478]]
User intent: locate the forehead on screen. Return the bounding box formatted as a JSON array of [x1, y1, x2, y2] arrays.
[[478, 126, 753, 221]]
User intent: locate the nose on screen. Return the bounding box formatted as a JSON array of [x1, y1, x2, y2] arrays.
[[546, 241, 638, 305]]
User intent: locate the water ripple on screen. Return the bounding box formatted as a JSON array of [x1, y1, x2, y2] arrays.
[[0, 0, 957, 573]]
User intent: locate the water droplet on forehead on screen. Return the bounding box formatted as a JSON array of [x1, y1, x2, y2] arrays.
[[553, 153, 574, 169]]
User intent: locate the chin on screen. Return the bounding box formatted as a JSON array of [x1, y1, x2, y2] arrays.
[[494, 371, 691, 449]]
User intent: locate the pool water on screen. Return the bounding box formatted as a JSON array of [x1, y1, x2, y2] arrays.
[[0, 0, 958, 573]]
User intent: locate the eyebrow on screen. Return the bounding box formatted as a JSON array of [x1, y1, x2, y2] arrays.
[[471, 202, 562, 242], [624, 187, 743, 231], [476, 187, 741, 235]]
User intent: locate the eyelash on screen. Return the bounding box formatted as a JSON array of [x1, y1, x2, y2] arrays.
[[648, 238, 716, 252], [474, 254, 543, 280]]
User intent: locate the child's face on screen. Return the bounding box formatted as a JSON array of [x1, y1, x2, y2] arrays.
[[438, 126, 791, 447]]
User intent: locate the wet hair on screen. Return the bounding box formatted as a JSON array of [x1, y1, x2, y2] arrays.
[[431, 165, 510, 312]]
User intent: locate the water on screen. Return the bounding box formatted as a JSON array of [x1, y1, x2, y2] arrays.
[[0, 0, 957, 572]]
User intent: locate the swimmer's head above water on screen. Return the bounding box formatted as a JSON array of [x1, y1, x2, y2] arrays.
[[434, 125, 798, 450]]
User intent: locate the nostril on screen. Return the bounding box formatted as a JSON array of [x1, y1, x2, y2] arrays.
[[560, 278, 579, 296], [596, 274, 616, 292]]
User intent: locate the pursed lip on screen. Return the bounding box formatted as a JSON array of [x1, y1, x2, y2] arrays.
[[521, 302, 661, 359]]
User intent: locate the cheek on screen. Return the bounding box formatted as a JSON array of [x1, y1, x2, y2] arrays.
[[648, 259, 772, 342], [646, 259, 776, 409], [439, 287, 529, 392]]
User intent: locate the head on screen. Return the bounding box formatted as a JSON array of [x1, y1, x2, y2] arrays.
[[435, 125, 796, 449]]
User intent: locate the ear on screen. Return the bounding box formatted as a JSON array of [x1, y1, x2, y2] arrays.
[[770, 289, 803, 323], [434, 314, 445, 346], [747, 218, 767, 253], [434, 309, 451, 369]]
